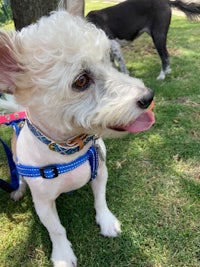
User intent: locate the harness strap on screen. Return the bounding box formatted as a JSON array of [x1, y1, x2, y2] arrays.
[[16, 146, 98, 181], [0, 110, 99, 193], [0, 138, 19, 192], [0, 111, 26, 124]]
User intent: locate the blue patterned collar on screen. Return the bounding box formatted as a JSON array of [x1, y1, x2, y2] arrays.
[[26, 119, 96, 155]]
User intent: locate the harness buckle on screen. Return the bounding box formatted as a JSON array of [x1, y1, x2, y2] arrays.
[[40, 166, 58, 179]]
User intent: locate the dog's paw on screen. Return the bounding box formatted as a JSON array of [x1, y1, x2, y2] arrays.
[[157, 71, 165, 80], [10, 180, 26, 201], [53, 256, 77, 267], [52, 241, 77, 267], [96, 210, 122, 237], [165, 66, 172, 74], [53, 260, 77, 267]]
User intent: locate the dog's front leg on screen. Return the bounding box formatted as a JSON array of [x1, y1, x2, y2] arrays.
[[31, 194, 77, 267], [91, 162, 121, 237], [110, 39, 129, 75]]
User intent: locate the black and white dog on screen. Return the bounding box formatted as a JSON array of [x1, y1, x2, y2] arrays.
[[87, 0, 200, 79]]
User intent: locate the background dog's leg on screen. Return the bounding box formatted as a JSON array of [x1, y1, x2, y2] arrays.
[[151, 31, 171, 80], [91, 162, 121, 237], [110, 40, 129, 75], [31, 194, 77, 267]]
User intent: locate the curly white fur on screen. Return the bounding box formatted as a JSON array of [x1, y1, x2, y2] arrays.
[[0, 5, 154, 267]]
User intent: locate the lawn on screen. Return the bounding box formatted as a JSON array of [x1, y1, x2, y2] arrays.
[[0, 1, 200, 267]]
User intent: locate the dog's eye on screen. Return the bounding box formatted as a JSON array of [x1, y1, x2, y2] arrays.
[[73, 72, 92, 91]]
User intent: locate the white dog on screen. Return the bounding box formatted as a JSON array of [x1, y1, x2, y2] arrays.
[[0, 1, 155, 266]]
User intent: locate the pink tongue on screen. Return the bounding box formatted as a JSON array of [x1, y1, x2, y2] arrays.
[[123, 110, 155, 133]]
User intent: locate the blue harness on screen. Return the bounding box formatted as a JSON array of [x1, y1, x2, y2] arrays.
[[0, 119, 99, 193], [16, 146, 98, 180], [0, 136, 20, 192], [0, 120, 23, 192]]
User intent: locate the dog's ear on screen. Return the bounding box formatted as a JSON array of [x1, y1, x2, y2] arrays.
[[0, 31, 23, 94], [59, 0, 85, 17]]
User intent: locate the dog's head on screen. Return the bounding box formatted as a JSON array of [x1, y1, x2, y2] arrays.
[[0, 3, 154, 139]]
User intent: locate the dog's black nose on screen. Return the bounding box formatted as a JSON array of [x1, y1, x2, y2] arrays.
[[137, 89, 154, 109]]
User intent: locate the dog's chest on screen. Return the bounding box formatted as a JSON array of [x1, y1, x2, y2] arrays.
[[22, 159, 92, 198], [58, 162, 91, 193], [16, 124, 94, 195]]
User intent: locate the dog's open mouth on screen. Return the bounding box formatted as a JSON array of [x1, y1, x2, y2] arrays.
[[111, 102, 155, 133]]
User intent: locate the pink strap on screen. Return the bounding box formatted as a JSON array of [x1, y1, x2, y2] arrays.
[[0, 111, 26, 124]]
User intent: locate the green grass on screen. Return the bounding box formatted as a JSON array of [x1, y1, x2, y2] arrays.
[[0, 20, 14, 30], [0, 1, 200, 267]]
